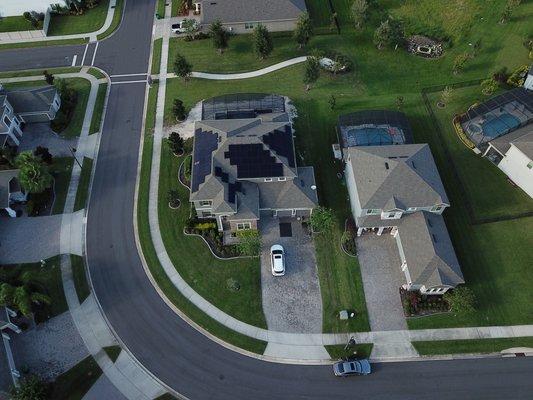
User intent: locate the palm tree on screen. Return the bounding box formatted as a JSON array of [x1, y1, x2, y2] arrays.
[[0, 270, 51, 317]]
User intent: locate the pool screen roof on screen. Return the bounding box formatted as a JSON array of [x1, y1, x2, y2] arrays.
[[202, 93, 286, 120]]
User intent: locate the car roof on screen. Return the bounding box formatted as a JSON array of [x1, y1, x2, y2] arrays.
[[271, 244, 284, 252]]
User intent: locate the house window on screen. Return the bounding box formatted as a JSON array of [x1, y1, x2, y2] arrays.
[[366, 209, 379, 215], [199, 200, 212, 207], [388, 213, 396, 218], [3, 116, 10, 126], [264, 178, 273, 182], [278, 177, 286, 182], [245, 22, 255, 29], [236, 222, 251, 230], [431, 205, 443, 212], [201, 211, 213, 218]]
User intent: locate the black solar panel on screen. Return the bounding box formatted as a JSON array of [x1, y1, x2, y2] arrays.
[[191, 129, 218, 192], [262, 125, 295, 168], [225, 143, 284, 178]]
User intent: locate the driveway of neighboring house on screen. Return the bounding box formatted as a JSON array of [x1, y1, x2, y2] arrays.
[[0, 214, 62, 264], [18, 123, 78, 157], [259, 216, 323, 333], [357, 233, 408, 331]]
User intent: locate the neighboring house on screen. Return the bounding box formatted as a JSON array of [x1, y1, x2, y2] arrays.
[[340, 111, 464, 294], [190, 94, 318, 238], [193, 0, 307, 34], [524, 64, 533, 91], [0, 169, 25, 218], [0, 84, 60, 148], [0, 307, 21, 392], [0, 0, 66, 16]]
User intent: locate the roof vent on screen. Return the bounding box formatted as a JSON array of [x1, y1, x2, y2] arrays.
[[311, 185, 317, 190]]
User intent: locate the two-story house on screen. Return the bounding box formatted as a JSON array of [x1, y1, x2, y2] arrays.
[[190, 95, 318, 237], [0, 93, 23, 148], [341, 113, 464, 294]]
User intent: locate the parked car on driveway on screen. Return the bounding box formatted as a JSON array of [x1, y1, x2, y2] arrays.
[[270, 245, 285, 276], [171, 19, 198, 34], [333, 359, 371, 377]]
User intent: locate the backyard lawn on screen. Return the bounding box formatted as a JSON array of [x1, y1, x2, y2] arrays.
[[0, 16, 40, 32], [48, 0, 110, 36]]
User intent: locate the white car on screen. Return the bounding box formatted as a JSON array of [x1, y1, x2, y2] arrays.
[[171, 19, 198, 34], [270, 245, 285, 276]]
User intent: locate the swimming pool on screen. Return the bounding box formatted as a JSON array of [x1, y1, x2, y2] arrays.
[[481, 113, 521, 138], [346, 127, 393, 146]]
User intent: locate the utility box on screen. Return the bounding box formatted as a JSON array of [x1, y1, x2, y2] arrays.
[[332, 143, 342, 160]]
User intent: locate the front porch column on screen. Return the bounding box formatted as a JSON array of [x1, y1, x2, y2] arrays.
[[357, 227, 363, 236], [377, 227, 384, 236]]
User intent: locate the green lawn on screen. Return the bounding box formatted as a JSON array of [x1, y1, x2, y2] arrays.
[[137, 84, 267, 354], [413, 338, 533, 356], [57, 78, 92, 138], [171, 0, 180, 17], [325, 343, 374, 359], [97, 0, 124, 40], [0, 16, 40, 32], [50, 356, 102, 400], [157, 0, 166, 17], [48, 0, 110, 36], [151, 38, 163, 75], [0, 256, 67, 323], [89, 83, 108, 134], [71, 255, 90, 303], [51, 157, 74, 215], [0, 38, 87, 50], [103, 345, 122, 362], [88, 68, 106, 80], [0, 67, 81, 79], [74, 157, 94, 212]]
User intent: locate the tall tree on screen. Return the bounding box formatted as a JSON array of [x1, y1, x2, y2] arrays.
[[173, 53, 192, 80], [303, 57, 320, 91], [14, 151, 53, 194], [294, 12, 313, 49], [253, 24, 273, 59], [373, 18, 404, 50], [452, 52, 469, 74], [351, 0, 369, 30], [0, 283, 51, 317], [209, 20, 229, 54]]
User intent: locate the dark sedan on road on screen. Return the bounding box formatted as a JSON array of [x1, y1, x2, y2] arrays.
[[333, 359, 372, 377]]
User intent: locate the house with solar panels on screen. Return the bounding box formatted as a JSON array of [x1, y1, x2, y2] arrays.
[[338, 110, 464, 294], [189, 94, 318, 237]]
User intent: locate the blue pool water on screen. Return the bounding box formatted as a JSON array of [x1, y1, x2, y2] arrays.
[[349, 127, 393, 146], [481, 113, 521, 138]]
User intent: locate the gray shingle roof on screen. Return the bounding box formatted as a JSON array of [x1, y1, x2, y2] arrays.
[[201, 0, 307, 24], [489, 124, 533, 157], [346, 144, 449, 210], [0, 170, 19, 209], [258, 167, 318, 210], [6, 86, 57, 114]]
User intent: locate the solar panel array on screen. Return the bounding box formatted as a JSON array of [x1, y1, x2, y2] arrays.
[[191, 129, 219, 192], [458, 87, 533, 123], [262, 126, 295, 167], [338, 110, 414, 144], [202, 93, 285, 120], [225, 143, 283, 179]]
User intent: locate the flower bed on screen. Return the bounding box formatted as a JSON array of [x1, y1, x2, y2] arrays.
[[401, 288, 450, 317], [452, 115, 476, 150], [184, 218, 240, 258]]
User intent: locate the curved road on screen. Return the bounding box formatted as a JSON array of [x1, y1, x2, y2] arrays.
[[2, 2, 533, 399]]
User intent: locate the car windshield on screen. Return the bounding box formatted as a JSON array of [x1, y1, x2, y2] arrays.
[[337, 364, 344, 373], [172, 23, 181, 28], [274, 255, 282, 259], [272, 250, 283, 255]]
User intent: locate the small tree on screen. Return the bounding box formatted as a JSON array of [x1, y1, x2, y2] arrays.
[[310, 206, 335, 233], [168, 131, 185, 154], [481, 77, 498, 95], [303, 57, 320, 91], [294, 12, 313, 49], [440, 86, 453, 106], [209, 20, 229, 54], [452, 53, 469, 75], [10, 375, 48, 400], [253, 24, 273, 59], [444, 286, 476, 314], [506, 64, 528, 87], [173, 53, 192, 80], [328, 94, 336, 110], [43, 70, 54, 85], [500, 0, 521, 24], [181, 18, 198, 40], [167, 189, 181, 208], [236, 229, 261, 257], [396, 96, 404, 110], [172, 99, 187, 121], [523, 36, 533, 59], [0, 283, 51, 317], [351, 0, 369, 30], [373, 18, 404, 50], [34, 146, 53, 165], [15, 151, 53, 194]]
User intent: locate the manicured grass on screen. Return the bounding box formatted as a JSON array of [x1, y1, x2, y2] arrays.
[[158, 141, 266, 328], [0, 16, 40, 32], [325, 343, 374, 359], [89, 83, 108, 134], [57, 78, 92, 138], [305, 0, 334, 27], [168, 34, 306, 73], [171, 0, 180, 17], [103, 345, 122, 362], [51, 157, 74, 215], [0, 256, 67, 323], [88, 68, 106, 80], [71, 255, 90, 303], [0, 38, 87, 50], [0, 67, 81, 79], [151, 38, 163, 75], [97, 0, 124, 40], [74, 157, 94, 212], [157, 0, 166, 17], [50, 356, 102, 400], [413, 338, 533, 356], [136, 84, 267, 354], [48, 0, 110, 36]]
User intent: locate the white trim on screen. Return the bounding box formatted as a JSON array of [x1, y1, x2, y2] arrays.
[[71, 54, 78, 67], [91, 41, 99, 66], [81, 43, 89, 66]]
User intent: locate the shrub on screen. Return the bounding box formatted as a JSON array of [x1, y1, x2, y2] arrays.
[[34, 146, 53, 165], [10, 375, 48, 400], [226, 278, 241, 292], [481, 77, 498, 95], [444, 286, 476, 314], [235, 229, 261, 256], [194, 222, 217, 230], [173, 54, 192, 80], [168, 131, 184, 154], [506, 64, 528, 87], [253, 24, 273, 59], [310, 206, 335, 233], [167, 190, 180, 208], [374, 18, 404, 50]]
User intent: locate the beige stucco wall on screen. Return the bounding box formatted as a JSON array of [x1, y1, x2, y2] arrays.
[[498, 145, 533, 198], [218, 19, 298, 34], [229, 219, 258, 231]]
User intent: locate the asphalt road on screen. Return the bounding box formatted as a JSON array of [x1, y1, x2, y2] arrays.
[[2, 1, 533, 399]]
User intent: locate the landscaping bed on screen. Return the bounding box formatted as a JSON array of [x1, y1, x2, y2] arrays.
[[184, 218, 241, 258], [401, 289, 450, 318], [48, 0, 110, 36]]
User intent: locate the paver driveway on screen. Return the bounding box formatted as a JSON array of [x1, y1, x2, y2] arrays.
[[18, 123, 78, 157], [357, 233, 407, 331], [259, 216, 323, 333]]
